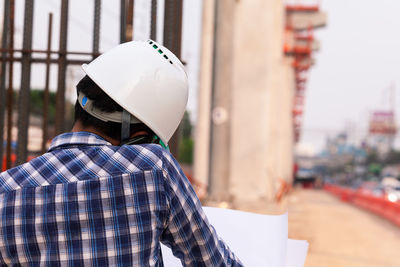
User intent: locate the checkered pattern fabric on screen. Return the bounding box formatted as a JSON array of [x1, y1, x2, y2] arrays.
[[0, 132, 243, 266]]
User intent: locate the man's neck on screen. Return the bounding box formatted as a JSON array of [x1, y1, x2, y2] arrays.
[[71, 120, 120, 145], [71, 120, 151, 146]]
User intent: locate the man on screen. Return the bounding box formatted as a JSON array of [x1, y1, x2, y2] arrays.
[[0, 40, 243, 266]]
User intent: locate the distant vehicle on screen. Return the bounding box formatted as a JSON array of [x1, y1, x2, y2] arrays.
[[355, 181, 386, 197], [386, 187, 400, 202], [294, 167, 316, 187], [380, 177, 400, 202], [381, 177, 400, 189]]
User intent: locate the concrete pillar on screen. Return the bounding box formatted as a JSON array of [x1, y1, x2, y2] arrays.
[[196, 0, 295, 205], [265, 1, 295, 190], [278, 60, 295, 183], [229, 0, 289, 203], [207, 0, 236, 202], [194, 0, 215, 190], [194, 0, 236, 203]]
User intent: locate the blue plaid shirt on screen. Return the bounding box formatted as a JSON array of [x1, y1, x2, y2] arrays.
[[0, 132, 242, 266]]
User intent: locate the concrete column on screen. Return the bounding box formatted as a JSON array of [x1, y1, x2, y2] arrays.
[[276, 60, 295, 183], [229, 0, 288, 203], [194, 0, 236, 202], [207, 0, 236, 202], [196, 0, 295, 205], [194, 0, 215, 190], [265, 2, 295, 187]]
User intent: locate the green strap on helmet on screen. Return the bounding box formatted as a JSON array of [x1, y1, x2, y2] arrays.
[[154, 136, 169, 151], [123, 134, 169, 151]]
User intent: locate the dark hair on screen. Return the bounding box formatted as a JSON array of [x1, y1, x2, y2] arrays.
[[74, 75, 151, 140]]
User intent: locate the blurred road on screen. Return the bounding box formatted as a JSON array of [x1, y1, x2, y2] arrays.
[[287, 189, 400, 267]]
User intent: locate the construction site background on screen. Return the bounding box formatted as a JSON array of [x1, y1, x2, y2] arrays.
[[1, 1, 400, 267]]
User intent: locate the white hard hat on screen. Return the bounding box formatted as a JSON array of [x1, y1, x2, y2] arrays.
[[81, 40, 188, 144]]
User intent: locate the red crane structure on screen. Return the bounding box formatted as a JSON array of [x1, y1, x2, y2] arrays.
[[284, 0, 325, 143]]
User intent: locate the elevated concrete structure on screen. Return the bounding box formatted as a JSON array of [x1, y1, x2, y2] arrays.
[[193, 0, 214, 197], [229, 0, 294, 203], [194, 0, 326, 205], [207, 0, 235, 202], [287, 11, 327, 30], [195, 0, 295, 204]]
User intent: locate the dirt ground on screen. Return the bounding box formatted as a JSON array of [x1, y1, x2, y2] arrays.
[[286, 189, 400, 267], [230, 188, 400, 267]]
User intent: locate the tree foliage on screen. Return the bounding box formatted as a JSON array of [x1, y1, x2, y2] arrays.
[[178, 111, 194, 164], [8, 89, 74, 126]]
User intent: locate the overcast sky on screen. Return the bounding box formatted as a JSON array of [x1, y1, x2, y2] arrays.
[[302, 0, 400, 153]]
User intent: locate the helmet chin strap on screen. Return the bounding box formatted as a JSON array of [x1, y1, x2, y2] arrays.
[[121, 109, 131, 144], [120, 109, 169, 150]]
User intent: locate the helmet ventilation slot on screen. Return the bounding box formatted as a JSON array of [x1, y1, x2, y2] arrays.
[[147, 39, 174, 65]]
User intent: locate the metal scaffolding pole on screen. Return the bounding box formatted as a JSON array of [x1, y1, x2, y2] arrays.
[[92, 0, 101, 58], [55, 0, 69, 135], [42, 13, 53, 154], [150, 0, 157, 40], [0, 0, 10, 170], [163, 0, 183, 158], [16, 0, 34, 165]]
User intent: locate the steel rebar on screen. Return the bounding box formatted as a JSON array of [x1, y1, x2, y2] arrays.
[[42, 13, 53, 154], [163, 0, 183, 157], [0, 0, 10, 171], [150, 0, 157, 40], [16, 0, 34, 165], [55, 0, 69, 135], [6, 0, 15, 168], [125, 0, 134, 41], [92, 0, 101, 58], [120, 0, 127, 43], [163, 0, 183, 58]]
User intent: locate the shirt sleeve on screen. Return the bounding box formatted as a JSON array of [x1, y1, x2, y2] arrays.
[[160, 152, 243, 267]]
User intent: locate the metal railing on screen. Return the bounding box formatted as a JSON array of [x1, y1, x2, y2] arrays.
[[0, 0, 184, 170]]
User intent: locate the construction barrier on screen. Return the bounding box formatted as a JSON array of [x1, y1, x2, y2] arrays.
[[324, 184, 400, 227], [2, 154, 17, 172], [2, 154, 35, 172]]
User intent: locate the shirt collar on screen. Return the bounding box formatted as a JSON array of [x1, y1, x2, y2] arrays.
[[48, 132, 112, 152]]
